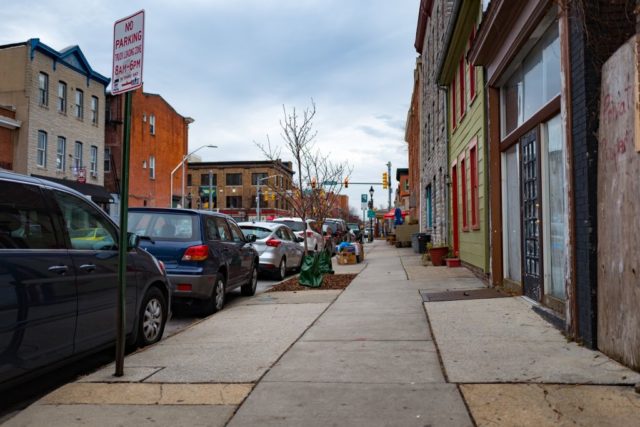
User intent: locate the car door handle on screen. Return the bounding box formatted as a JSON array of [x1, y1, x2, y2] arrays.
[[79, 264, 97, 273], [48, 265, 69, 275]]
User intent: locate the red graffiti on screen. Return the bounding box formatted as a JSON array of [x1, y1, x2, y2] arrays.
[[600, 129, 630, 162], [602, 85, 632, 122]]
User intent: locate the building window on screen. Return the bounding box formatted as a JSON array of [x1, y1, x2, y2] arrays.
[[451, 78, 457, 127], [426, 184, 433, 228], [75, 90, 84, 119], [56, 136, 66, 171], [187, 174, 192, 186], [468, 27, 476, 101], [404, 179, 409, 191], [104, 147, 111, 172], [470, 143, 479, 229], [57, 81, 67, 113], [461, 155, 468, 230], [91, 96, 99, 125], [149, 156, 156, 179], [37, 131, 47, 167], [226, 196, 242, 208], [459, 57, 465, 118], [201, 173, 217, 186], [74, 141, 83, 170], [251, 172, 268, 185], [90, 145, 98, 176], [39, 73, 49, 106], [226, 173, 242, 186], [149, 114, 155, 134]]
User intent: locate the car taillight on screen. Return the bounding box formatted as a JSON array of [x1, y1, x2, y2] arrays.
[[306, 231, 314, 237], [182, 245, 209, 261], [266, 238, 282, 247], [176, 283, 192, 292]]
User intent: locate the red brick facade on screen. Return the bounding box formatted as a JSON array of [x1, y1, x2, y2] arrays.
[[405, 64, 421, 221], [105, 89, 191, 208], [0, 106, 18, 170]]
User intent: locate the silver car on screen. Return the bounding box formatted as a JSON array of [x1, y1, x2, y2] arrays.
[[238, 221, 305, 280]]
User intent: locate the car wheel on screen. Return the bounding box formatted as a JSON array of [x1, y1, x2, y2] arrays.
[[242, 263, 258, 296], [203, 273, 225, 315], [136, 287, 167, 348], [275, 257, 286, 281]]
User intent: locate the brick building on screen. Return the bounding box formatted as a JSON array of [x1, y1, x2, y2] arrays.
[[395, 168, 410, 211], [415, 0, 454, 246], [186, 160, 295, 221], [105, 89, 192, 217], [404, 62, 421, 221], [0, 39, 112, 207]]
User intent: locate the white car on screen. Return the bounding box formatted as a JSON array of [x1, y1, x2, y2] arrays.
[[271, 217, 324, 253]]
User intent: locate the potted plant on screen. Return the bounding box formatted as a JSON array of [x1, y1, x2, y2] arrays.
[[428, 245, 449, 266]]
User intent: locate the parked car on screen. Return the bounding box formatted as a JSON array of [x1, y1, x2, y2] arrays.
[[0, 171, 170, 391], [324, 218, 350, 242], [238, 221, 304, 280], [271, 217, 324, 253], [128, 208, 259, 314], [347, 222, 363, 242]]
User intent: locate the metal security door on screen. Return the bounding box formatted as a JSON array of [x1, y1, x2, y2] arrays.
[[520, 129, 542, 301]]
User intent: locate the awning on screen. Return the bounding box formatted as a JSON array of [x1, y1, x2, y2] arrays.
[[383, 209, 409, 219], [32, 175, 114, 204]]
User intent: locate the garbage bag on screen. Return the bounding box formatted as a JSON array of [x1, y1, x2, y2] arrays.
[[298, 253, 323, 288], [318, 249, 334, 275]]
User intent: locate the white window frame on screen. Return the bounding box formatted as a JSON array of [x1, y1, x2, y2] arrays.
[[39, 73, 48, 106], [56, 136, 66, 171], [57, 81, 66, 113], [74, 141, 83, 170], [75, 89, 84, 119], [149, 155, 156, 179], [91, 96, 99, 125], [149, 114, 156, 135], [37, 130, 47, 167], [90, 145, 98, 176]]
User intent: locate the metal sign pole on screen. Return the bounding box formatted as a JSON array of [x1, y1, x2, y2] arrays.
[[115, 91, 132, 376]]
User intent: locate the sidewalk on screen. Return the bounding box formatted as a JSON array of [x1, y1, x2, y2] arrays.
[[5, 240, 640, 426]]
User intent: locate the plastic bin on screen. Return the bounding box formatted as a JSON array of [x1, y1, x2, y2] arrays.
[[416, 233, 431, 254]]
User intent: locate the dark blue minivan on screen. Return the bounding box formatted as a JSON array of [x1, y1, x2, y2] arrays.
[[128, 208, 259, 314], [0, 171, 170, 390]]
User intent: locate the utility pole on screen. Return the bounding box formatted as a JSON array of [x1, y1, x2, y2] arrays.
[[386, 161, 392, 210]]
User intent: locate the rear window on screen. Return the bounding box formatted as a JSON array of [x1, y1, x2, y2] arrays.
[[272, 220, 304, 232], [239, 226, 272, 239], [128, 212, 200, 241]]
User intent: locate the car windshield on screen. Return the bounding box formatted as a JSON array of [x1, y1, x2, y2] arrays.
[[240, 226, 272, 239], [128, 212, 199, 241], [273, 220, 305, 232]]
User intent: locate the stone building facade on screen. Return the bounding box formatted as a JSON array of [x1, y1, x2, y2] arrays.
[[415, 0, 454, 245], [0, 39, 109, 196]]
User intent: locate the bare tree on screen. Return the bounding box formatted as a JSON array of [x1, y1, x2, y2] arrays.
[[256, 100, 351, 255]]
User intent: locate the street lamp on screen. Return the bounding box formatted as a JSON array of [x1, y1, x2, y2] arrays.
[[368, 186, 374, 242], [170, 144, 217, 208], [256, 174, 282, 221]]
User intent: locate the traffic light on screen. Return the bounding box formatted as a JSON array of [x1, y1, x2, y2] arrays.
[[311, 177, 317, 189], [271, 192, 276, 201], [382, 172, 388, 189], [344, 177, 349, 188]]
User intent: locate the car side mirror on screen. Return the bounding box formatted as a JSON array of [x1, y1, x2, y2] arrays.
[[246, 234, 257, 243], [127, 232, 140, 250], [297, 236, 304, 243]]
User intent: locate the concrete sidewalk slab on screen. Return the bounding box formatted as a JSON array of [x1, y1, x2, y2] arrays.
[[229, 382, 473, 427], [460, 384, 640, 427], [3, 404, 235, 427], [301, 311, 431, 341], [237, 289, 341, 305], [263, 340, 444, 384], [426, 298, 640, 384]]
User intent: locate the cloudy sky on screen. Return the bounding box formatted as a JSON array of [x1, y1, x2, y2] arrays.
[[1, 0, 419, 211]]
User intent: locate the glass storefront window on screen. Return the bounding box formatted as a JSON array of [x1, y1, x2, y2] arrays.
[[502, 144, 521, 282]]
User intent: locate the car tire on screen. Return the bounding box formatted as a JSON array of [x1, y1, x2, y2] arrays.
[[136, 287, 167, 348], [241, 263, 258, 296], [203, 273, 225, 315], [275, 257, 286, 281]]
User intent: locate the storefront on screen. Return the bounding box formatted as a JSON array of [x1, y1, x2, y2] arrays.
[[470, 2, 571, 319]]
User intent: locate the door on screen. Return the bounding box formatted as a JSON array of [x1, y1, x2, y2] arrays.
[[214, 217, 241, 286], [228, 220, 253, 281], [52, 190, 136, 352], [0, 181, 76, 383], [451, 163, 459, 255], [520, 129, 543, 301]]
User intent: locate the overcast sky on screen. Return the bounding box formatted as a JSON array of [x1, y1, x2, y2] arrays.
[[1, 0, 418, 211]]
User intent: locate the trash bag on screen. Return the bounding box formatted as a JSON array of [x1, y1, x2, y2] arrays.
[[318, 249, 334, 275], [298, 253, 323, 288]]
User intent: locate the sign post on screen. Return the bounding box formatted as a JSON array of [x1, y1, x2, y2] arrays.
[[112, 10, 144, 377]]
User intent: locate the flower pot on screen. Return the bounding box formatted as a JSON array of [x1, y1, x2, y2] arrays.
[[428, 247, 449, 266]]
